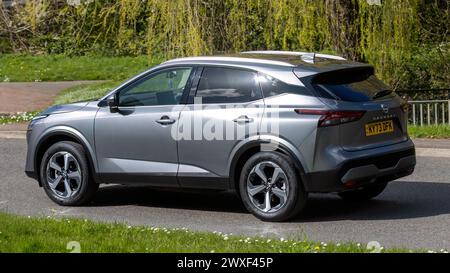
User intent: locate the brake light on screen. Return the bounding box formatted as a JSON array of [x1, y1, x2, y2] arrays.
[[295, 109, 366, 127]]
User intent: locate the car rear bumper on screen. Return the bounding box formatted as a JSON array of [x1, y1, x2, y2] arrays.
[[303, 142, 416, 193]]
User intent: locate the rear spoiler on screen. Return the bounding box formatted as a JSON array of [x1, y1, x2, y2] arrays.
[[309, 66, 375, 84], [294, 65, 374, 80]]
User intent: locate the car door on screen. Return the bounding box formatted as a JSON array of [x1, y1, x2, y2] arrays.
[[177, 66, 265, 189], [95, 66, 194, 186]]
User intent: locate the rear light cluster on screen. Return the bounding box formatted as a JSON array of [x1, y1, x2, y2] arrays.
[[295, 109, 366, 127]]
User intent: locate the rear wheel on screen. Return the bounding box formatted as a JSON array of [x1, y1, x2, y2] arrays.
[[40, 141, 98, 206], [239, 152, 307, 222], [338, 181, 388, 202]]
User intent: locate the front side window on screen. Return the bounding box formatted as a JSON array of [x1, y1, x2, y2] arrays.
[[195, 67, 261, 104], [119, 67, 192, 106]]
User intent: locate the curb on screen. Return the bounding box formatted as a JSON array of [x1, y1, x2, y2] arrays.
[[415, 147, 450, 158], [0, 131, 26, 139]]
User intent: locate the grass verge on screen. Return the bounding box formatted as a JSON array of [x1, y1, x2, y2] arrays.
[[0, 212, 417, 253], [0, 54, 161, 82], [408, 125, 450, 139], [53, 81, 119, 105], [0, 111, 39, 125]]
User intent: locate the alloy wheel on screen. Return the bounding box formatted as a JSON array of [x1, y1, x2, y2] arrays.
[[46, 152, 82, 199], [246, 161, 289, 213]]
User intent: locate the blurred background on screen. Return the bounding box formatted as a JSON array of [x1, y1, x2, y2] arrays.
[[1, 0, 448, 91]]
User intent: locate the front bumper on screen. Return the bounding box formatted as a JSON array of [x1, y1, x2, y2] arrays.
[[303, 143, 416, 193]]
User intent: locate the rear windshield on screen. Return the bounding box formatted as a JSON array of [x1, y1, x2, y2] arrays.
[[312, 69, 394, 102]]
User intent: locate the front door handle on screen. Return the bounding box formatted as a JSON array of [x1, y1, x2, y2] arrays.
[[233, 115, 254, 124], [156, 115, 176, 125]]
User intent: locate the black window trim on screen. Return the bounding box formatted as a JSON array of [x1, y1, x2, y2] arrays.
[[191, 65, 264, 105]]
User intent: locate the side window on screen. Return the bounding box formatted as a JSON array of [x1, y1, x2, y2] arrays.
[[119, 67, 192, 106], [258, 73, 311, 98], [195, 67, 261, 104]]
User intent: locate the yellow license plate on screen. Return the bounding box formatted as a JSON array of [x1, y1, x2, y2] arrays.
[[365, 120, 394, 136]]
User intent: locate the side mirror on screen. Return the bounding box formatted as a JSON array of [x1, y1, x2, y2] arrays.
[[107, 95, 118, 109]]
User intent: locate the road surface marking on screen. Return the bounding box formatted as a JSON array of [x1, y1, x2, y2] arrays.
[[48, 208, 73, 215]]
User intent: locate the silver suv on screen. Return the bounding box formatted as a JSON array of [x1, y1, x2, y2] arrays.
[[25, 51, 416, 221]]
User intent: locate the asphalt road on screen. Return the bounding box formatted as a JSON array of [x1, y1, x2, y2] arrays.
[[1, 138, 449, 250]]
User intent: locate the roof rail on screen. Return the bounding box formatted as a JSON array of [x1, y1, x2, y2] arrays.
[[241, 50, 346, 63], [162, 56, 295, 67]]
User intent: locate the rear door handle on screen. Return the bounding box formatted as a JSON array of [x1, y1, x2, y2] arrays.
[[233, 115, 254, 124], [156, 115, 176, 125]]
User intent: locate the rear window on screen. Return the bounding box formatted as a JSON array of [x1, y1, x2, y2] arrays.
[[196, 67, 261, 104], [312, 68, 394, 102], [258, 73, 311, 98]]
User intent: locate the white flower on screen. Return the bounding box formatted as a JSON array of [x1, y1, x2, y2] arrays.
[[66, 0, 81, 6]]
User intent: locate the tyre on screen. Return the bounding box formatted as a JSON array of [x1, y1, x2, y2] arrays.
[[40, 141, 98, 206], [239, 152, 308, 222], [338, 181, 388, 202]]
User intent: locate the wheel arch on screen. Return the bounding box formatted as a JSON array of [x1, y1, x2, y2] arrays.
[[34, 127, 99, 186], [229, 138, 308, 194]]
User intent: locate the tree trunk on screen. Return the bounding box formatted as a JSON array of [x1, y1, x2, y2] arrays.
[[325, 0, 361, 61]]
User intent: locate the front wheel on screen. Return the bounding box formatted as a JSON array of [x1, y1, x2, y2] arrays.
[[338, 181, 388, 202], [239, 152, 307, 222], [40, 141, 98, 206]]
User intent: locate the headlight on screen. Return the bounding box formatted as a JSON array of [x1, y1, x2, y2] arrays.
[[31, 114, 48, 121], [28, 114, 48, 130]]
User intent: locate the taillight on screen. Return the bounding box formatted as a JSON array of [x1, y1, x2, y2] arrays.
[[295, 109, 366, 127]]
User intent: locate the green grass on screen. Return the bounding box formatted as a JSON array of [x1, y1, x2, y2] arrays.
[[0, 54, 162, 82], [408, 125, 450, 139], [0, 212, 420, 253], [0, 111, 39, 125], [53, 81, 119, 105]]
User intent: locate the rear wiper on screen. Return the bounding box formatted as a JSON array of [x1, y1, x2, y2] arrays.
[[372, 89, 392, 100]]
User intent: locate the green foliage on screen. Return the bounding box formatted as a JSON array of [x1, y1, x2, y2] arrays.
[[0, 0, 448, 89]]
